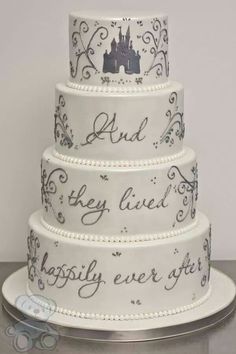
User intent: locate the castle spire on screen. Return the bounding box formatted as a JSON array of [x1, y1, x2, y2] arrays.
[[126, 26, 130, 39], [125, 25, 130, 47], [118, 26, 122, 43]]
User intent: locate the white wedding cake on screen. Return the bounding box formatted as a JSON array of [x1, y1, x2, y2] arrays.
[[27, 11, 212, 323]]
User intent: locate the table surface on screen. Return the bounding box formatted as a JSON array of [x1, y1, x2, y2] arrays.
[[0, 261, 235, 354]]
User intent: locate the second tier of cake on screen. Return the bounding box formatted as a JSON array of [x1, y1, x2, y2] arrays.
[[54, 81, 184, 162]]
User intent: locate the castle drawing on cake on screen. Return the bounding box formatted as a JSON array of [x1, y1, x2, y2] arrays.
[[69, 14, 169, 86], [103, 26, 141, 74]]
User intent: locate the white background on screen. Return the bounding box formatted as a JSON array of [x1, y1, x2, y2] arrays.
[[0, 0, 235, 261]]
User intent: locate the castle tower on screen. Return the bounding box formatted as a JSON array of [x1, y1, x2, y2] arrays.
[[111, 38, 117, 52], [103, 25, 141, 75], [118, 27, 122, 43], [125, 26, 130, 48]]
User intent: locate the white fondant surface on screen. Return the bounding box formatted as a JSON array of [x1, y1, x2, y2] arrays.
[[69, 13, 169, 87], [27, 210, 211, 319], [54, 82, 184, 161], [3, 267, 235, 336], [41, 147, 198, 236]]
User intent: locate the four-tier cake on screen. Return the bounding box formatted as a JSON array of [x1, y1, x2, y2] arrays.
[[2, 11, 236, 342], [25, 11, 214, 322]]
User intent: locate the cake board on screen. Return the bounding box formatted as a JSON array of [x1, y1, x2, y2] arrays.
[[2, 266, 236, 342]]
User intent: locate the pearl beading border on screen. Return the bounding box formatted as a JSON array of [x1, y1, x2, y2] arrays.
[[67, 80, 171, 94], [52, 149, 185, 168], [41, 217, 198, 243], [26, 284, 211, 321]]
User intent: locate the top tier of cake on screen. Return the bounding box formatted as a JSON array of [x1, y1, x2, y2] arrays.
[[69, 11, 169, 90]]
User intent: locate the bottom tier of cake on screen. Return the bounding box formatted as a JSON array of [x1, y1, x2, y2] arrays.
[[26, 211, 211, 321]]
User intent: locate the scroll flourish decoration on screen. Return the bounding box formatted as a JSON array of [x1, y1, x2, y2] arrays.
[[141, 18, 169, 78], [41, 163, 68, 224], [160, 91, 185, 147], [27, 230, 45, 290], [168, 164, 198, 223], [54, 95, 74, 149], [70, 21, 109, 80], [201, 226, 212, 287]]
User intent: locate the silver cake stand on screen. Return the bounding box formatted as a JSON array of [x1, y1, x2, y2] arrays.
[[2, 266, 236, 342]]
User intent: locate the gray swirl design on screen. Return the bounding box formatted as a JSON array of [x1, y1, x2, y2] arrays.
[[54, 95, 74, 149], [160, 91, 185, 147], [142, 18, 169, 77], [168, 164, 198, 223], [70, 21, 109, 80], [27, 230, 45, 290], [169, 91, 177, 104], [201, 226, 212, 287], [41, 163, 68, 224]]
